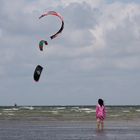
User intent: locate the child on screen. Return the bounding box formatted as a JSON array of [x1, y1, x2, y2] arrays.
[[96, 98, 106, 130]]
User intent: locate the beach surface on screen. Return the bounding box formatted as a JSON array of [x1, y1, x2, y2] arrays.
[[0, 106, 140, 140], [0, 120, 140, 140]]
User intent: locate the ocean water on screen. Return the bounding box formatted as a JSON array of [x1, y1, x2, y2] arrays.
[[0, 105, 140, 120], [0, 106, 140, 140]]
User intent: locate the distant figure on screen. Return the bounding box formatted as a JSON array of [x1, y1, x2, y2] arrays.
[[96, 99, 106, 130], [14, 103, 17, 107]]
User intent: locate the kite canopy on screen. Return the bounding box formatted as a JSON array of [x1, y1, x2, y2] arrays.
[[38, 11, 64, 51], [33, 65, 43, 82], [39, 11, 64, 39], [39, 40, 48, 51]]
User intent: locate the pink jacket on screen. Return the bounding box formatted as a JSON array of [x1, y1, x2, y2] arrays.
[[96, 104, 106, 120]]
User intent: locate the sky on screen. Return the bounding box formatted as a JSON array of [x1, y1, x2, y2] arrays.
[[0, 0, 140, 106]]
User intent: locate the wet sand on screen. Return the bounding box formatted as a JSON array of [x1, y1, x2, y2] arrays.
[[0, 119, 140, 140]]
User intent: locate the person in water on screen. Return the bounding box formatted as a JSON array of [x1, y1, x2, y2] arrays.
[[96, 98, 106, 130]]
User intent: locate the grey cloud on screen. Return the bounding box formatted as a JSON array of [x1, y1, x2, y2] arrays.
[[63, 2, 98, 29], [49, 2, 100, 50]]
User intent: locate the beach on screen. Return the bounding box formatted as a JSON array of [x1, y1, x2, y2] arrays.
[[0, 106, 140, 140]]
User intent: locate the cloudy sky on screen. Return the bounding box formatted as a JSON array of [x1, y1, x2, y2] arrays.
[[0, 0, 140, 106]]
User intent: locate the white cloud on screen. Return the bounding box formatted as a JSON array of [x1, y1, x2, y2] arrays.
[[60, 0, 104, 8], [90, 2, 140, 46], [1, 0, 140, 72]]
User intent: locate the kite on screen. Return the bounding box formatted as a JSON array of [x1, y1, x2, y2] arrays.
[[33, 11, 64, 82], [33, 65, 43, 82], [39, 40, 48, 51], [38, 11, 64, 51]]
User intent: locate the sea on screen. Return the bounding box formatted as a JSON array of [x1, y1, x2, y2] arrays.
[[0, 105, 140, 120], [0, 105, 140, 140]]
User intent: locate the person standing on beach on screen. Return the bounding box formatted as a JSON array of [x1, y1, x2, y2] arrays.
[[96, 98, 106, 130]]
